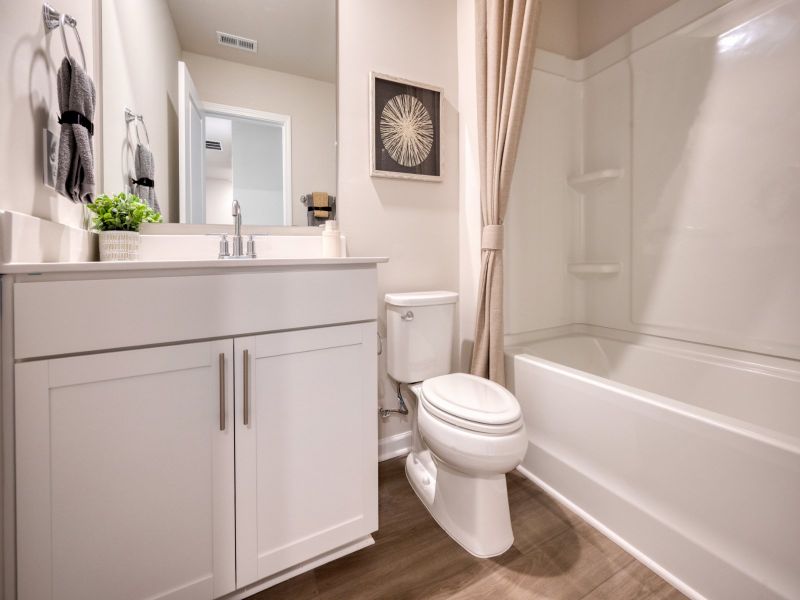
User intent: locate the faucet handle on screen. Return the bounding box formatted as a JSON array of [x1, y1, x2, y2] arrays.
[[218, 233, 231, 259], [206, 232, 230, 259], [246, 234, 257, 259], [245, 232, 271, 259]]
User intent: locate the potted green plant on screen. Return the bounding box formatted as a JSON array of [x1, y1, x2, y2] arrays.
[[88, 192, 162, 261]]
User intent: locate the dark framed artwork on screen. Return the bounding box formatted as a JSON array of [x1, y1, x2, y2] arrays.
[[370, 72, 442, 181]]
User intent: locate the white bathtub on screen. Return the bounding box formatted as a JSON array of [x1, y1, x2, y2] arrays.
[[506, 332, 800, 600]]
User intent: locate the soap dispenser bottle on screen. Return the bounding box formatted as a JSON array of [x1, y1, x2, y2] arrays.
[[322, 220, 341, 258]]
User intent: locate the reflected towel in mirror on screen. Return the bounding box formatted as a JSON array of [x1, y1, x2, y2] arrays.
[[301, 193, 336, 226], [132, 143, 160, 213]]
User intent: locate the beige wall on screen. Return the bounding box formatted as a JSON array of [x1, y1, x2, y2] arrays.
[[457, 0, 482, 371], [536, 0, 683, 59], [578, 0, 681, 57], [2, 2, 96, 589], [0, 0, 96, 230], [183, 52, 336, 227], [338, 0, 460, 441], [101, 0, 181, 221], [538, 0, 580, 58]]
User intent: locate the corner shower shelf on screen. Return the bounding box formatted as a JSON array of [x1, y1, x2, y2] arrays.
[[567, 169, 623, 193], [568, 262, 621, 277]]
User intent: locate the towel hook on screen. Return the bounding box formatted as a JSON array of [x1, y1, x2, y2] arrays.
[[43, 3, 87, 70], [124, 107, 151, 146]]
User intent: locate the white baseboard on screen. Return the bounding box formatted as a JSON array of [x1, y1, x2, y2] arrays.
[[516, 465, 704, 600], [378, 431, 412, 462]]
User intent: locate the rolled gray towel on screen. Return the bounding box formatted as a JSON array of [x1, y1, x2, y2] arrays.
[[132, 143, 160, 213], [55, 56, 96, 204]]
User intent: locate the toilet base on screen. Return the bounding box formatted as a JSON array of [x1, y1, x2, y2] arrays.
[[405, 451, 514, 558]]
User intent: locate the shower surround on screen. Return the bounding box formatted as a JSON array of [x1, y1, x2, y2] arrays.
[[504, 0, 800, 598]]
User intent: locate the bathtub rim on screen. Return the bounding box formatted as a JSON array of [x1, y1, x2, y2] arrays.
[[508, 341, 800, 456], [505, 323, 800, 375]]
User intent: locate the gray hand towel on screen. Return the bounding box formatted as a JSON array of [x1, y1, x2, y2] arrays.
[[55, 56, 96, 204], [132, 143, 160, 213]]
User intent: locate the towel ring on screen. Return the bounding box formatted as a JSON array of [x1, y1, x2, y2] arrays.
[[59, 14, 86, 70], [137, 119, 151, 146], [43, 3, 86, 70], [124, 108, 151, 146]]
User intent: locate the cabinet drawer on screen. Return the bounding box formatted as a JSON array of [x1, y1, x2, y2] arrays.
[[14, 266, 377, 359]]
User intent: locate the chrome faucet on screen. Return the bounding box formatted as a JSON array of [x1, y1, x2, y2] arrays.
[[231, 199, 243, 258], [213, 199, 261, 259]]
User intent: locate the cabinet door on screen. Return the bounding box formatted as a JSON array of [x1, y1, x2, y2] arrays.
[[15, 341, 236, 600], [234, 323, 378, 586]]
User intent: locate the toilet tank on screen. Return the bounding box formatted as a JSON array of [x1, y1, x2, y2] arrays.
[[385, 291, 458, 383]]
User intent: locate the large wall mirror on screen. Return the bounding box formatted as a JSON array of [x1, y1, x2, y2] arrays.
[[101, 0, 337, 227]]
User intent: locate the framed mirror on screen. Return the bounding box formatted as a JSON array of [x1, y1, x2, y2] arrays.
[[100, 0, 337, 227]]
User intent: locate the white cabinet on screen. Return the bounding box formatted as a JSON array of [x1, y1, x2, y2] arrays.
[[5, 264, 381, 599], [234, 323, 378, 587], [15, 341, 236, 600]]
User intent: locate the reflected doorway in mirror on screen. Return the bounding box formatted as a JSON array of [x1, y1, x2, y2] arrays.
[[178, 59, 292, 227]]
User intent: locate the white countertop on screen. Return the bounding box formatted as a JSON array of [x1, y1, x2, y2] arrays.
[[0, 256, 389, 275]]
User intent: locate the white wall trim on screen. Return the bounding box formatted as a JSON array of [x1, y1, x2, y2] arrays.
[[378, 431, 412, 462], [630, 0, 734, 53], [532, 49, 581, 81], [576, 33, 631, 80], [516, 464, 705, 600]]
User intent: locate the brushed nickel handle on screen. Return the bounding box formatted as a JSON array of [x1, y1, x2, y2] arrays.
[[218, 353, 225, 431], [401, 310, 414, 321], [243, 348, 250, 426]]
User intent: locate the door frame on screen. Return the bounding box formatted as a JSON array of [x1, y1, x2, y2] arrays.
[[178, 61, 206, 225], [203, 102, 293, 227]]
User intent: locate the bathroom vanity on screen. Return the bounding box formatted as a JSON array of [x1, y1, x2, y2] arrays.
[[0, 257, 386, 600]]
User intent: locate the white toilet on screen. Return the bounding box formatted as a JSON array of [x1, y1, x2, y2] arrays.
[[385, 291, 527, 558]]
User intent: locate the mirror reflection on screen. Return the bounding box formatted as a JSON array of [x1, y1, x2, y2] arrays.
[[203, 111, 289, 225], [101, 0, 337, 226]]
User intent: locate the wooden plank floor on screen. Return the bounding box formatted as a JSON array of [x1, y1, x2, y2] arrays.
[[252, 457, 686, 600]]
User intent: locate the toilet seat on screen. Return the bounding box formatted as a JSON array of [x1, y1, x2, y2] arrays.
[[420, 398, 523, 434], [420, 373, 522, 434]]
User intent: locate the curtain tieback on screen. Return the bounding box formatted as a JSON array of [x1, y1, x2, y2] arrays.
[[481, 224, 504, 251]]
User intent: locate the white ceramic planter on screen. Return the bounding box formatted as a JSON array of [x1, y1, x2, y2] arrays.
[[99, 230, 141, 261]]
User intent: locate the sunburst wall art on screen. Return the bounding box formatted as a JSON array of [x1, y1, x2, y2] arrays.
[[370, 73, 442, 181]]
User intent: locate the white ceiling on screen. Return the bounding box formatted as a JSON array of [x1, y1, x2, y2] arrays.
[[166, 0, 336, 83]]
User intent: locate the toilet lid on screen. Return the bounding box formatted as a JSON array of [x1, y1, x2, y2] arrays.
[[421, 373, 521, 426]]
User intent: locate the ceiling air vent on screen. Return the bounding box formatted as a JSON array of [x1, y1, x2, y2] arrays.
[[205, 140, 223, 151], [216, 31, 257, 53]]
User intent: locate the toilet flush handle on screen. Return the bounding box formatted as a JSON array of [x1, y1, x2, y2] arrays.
[[401, 310, 414, 321]]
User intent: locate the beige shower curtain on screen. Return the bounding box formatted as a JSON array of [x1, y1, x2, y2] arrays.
[[470, 0, 541, 384]]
